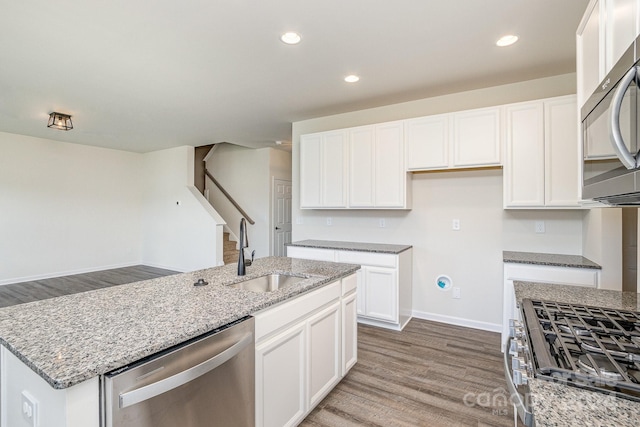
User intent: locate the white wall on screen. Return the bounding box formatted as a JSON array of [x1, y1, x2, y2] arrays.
[[291, 73, 593, 330], [0, 132, 143, 284], [206, 144, 292, 259], [0, 133, 223, 284], [141, 146, 223, 272], [583, 207, 622, 289]]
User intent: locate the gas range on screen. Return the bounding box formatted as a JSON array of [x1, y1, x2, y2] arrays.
[[521, 299, 640, 400], [506, 299, 640, 426]]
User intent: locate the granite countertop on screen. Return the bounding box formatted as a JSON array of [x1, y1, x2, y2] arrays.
[[287, 239, 412, 254], [503, 250, 601, 269], [513, 281, 640, 426], [0, 257, 359, 390]]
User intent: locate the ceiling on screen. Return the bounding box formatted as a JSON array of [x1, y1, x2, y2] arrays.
[[0, 0, 589, 153]]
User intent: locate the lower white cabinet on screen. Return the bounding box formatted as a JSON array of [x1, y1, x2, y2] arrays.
[[287, 246, 413, 331], [254, 275, 357, 427], [256, 322, 306, 427], [308, 303, 341, 407], [359, 266, 397, 322]]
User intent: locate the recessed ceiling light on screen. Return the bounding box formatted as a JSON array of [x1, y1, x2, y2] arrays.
[[344, 75, 360, 83], [496, 35, 518, 47], [280, 32, 301, 45]]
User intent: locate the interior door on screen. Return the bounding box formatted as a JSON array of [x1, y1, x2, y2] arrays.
[[273, 179, 292, 256]]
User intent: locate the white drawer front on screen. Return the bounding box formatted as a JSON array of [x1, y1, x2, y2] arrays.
[[505, 263, 599, 288], [254, 280, 341, 342], [341, 273, 357, 295], [287, 246, 335, 262], [335, 250, 397, 268]]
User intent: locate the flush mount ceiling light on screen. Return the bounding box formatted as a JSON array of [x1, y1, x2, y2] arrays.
[[47, 112, 73, 131], [280, 32, 301, 45], [496, 34, 518, 47], [344, 75, 360, 83]]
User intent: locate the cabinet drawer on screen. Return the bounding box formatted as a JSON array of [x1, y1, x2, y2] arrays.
[[254, 281, 341, 342], [504, 263, 599, 288], [341, 273, 357, 295], [335, 250, 396, 268], [286, 246, 335, 262]]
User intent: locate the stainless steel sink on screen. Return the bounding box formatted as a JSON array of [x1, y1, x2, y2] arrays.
[[229, 274, 305, 292]]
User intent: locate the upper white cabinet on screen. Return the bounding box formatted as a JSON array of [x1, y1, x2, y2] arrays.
[[300, 130, 348, 208], [349, 121, 407, 208], [405, 114, 449, 170], [452, 107, 502, 168], [577, 0, 640, 107], [504, 95, 582, 209], [405, 107, 501, 171], [301, 121, 410, 210]]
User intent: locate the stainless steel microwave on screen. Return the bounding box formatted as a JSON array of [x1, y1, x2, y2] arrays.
[[582, 35, 640, 205]]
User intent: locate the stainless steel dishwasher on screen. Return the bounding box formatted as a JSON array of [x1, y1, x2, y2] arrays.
[[102, 316, 255, 427]]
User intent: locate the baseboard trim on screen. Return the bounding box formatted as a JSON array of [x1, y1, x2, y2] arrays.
[[0, 261, 142, 286], [412, 310, 502, 333]]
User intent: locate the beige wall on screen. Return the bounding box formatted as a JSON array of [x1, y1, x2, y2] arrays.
[[291, 73, 603, 330]]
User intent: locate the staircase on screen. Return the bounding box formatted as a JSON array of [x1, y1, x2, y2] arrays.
[[223, 232, 239, 265]]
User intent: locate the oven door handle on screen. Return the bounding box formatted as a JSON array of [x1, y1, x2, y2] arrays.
[[503, 347, 535, 427], [609, 66, 638, 169]]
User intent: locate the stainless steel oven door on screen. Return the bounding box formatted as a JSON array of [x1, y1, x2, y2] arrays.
[[504, 319, 535, 427]]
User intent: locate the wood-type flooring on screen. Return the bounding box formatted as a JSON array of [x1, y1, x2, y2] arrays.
[[0, 265, 178, 308], [302, 319, 524, 427]]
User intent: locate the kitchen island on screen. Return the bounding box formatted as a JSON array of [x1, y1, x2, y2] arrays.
[[0, 257, 359, 427], [513, 281, 640, 427]]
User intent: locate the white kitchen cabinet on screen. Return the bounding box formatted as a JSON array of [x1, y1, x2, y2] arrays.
[[256, 322, 306, 427], [301, 122, 410, 210], [307, 302, 341, 408], [501, 262, 601, 350], [577, 0, 640, 108], [341, 291, 357, 375], [605, 0, 639, 71], [405, 114, 449, 170], [452, 107, 501, 168], [287, 246, 413, 331], [503, 95, 582, 209], [405, 107, 501, 171], [361, 266, 398, 322], [349, 121, 408, 208], [254, 275, 356, 427], [300, 130, 347, 208], [577, 0, 604, 108]]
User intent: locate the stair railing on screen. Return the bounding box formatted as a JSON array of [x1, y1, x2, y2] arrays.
[[204, 169, 255, 225]]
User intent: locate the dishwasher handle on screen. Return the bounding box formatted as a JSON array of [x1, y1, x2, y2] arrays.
[[119, 332, 253, 409]]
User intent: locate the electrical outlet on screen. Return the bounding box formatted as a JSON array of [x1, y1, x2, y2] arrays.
[[326, 217, 332, 226], [21, 391, 38, 427], [452, 219, 460, 231], [379, 218, 386, 228], [296, 217, 303, 225], [452, 287, 461, 299], [535, 221, 545, 233]]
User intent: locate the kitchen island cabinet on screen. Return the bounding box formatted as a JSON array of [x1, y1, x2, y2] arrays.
[[287, 240, 412, 331], [0, 257, 359, 427]]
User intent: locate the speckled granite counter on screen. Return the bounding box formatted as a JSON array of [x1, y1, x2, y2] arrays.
[[0, 257, 359, 389], [503, 251, 601, 269], [287, 239, 412, 254], [514, 281, 640, 426]]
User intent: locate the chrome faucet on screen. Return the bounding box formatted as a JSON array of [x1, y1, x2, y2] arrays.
[[238, 218, 249, 276]]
